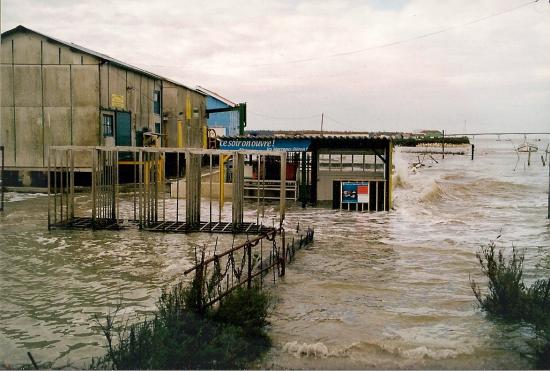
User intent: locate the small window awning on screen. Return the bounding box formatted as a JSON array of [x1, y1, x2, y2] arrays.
[[220, 138, 311, 152]]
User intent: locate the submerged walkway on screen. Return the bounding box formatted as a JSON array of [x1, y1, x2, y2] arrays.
[[49, 217, 275, 234]]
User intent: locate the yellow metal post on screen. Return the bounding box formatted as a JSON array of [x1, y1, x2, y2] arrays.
[[219, 155, 227, 213], [177, 120, 183, 148]]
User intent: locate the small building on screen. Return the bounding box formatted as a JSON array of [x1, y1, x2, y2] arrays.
[[0, 25, 207, 187], [196, 86, 244, 137], [219, 134, 393, 211]]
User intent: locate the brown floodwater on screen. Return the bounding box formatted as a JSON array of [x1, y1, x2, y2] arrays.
[[1, 138, 549, 369]]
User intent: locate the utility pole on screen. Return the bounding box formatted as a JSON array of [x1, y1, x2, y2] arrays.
[[320, 113, 324, 136]]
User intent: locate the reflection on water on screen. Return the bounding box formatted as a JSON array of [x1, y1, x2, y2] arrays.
[[1, 138, 550, 368]]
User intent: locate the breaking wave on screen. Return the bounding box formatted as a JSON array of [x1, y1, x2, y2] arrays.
[[282, 341, 329, 358], [419, 182, 446, 204], [282, 339, 475, 362]]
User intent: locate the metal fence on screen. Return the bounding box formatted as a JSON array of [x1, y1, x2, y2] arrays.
[[47, 146, 288, 234], [183, 225, 314, 310]]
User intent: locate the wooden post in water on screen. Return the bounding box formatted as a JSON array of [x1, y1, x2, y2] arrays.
[[442, 130, 445, 160], [471, 144, 475, 160], [279, 152, 287, 228], [186, 152, 201, 227]]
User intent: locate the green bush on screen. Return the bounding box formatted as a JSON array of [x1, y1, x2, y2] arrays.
[[213, 285, 272, 337], [471, 241, 550, 368], [92, 280, 272, 369], [471, 242, 527, 319]]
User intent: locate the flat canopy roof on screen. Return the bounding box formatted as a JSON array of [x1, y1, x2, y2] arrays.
[[219, 135, 391, 152]]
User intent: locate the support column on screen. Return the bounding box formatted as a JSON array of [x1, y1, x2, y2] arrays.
[[310, 149, 318, 205], [386, 142, 393, 211], [279, 153, 287, 227], [232, 153, 244, 227], [300, 151, 307, 208], [186, 152, 201, 227]]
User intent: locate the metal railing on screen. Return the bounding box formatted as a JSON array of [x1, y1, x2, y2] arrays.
[[183, 226, 314, 311]]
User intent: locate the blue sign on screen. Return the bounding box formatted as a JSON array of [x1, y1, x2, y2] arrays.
[[341, 181, 369, 204], [219, 138, 311, 152], [341, 183, 358, 203]]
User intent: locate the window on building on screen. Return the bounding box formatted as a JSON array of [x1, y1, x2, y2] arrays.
[[155, 122, 162, 134], [153, 90, 161, 115], [318, 152, 385, 174], [103, 115, 113, 137]]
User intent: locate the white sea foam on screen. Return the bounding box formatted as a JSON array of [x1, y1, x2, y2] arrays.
[[282, 341, 329, 358], [5, 192, 47, 202]]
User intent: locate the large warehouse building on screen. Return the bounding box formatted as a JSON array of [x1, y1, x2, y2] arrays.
[[1, 25, 207, 187]]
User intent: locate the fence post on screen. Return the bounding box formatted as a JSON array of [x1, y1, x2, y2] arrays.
[[442, 130, 445, 160], [281, 229, 286, 276], [247, 242, 252, 289], [196, 249, 205, 313]]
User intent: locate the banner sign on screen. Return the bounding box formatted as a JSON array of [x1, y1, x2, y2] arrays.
[[220, 138, 311, 152], [341, 181, 369, 204]]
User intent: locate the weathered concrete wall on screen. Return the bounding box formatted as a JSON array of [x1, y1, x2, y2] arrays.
[[162, 80, 206, 148], [99, 64, 162, 145], [0, 27, 206, 186], [1, 31, 100, 172], [1, 29, 166, 183]]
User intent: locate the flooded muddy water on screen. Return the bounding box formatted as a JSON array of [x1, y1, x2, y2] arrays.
[[1, 138, 549, 368]]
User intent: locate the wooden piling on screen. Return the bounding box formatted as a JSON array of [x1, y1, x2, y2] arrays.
[[442, 130, 445, 160], [280, 152, 287, 227], [232, 153, 244, 228]]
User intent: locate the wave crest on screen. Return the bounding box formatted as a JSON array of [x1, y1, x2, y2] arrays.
[[282, 341, 329, 358]]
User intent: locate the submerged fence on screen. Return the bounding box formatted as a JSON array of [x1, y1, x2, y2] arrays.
[[183, 225, 314, 310], [48, 146, 288, 234]]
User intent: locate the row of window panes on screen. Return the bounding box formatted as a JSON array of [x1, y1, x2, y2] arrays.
[[318, 153, 384, 172]]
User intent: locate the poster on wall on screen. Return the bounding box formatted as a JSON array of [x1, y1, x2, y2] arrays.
[[341, 182, 369, 204], [357, 184, 369, 203]]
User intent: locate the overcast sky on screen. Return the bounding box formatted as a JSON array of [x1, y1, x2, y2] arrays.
[[2, 0, 549, 133]]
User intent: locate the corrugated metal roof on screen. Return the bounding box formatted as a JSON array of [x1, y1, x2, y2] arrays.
[[1, 25, 202, 93], [195, 86, 237, 107]]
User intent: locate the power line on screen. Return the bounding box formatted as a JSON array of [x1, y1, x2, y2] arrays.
[[249, 110, 364, 131], [249, 0, 539, 67], [323, 114, 364, 131], [110, 1, 541, 73]]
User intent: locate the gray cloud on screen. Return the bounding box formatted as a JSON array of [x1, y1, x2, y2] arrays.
[[2, 0, 549, 132]]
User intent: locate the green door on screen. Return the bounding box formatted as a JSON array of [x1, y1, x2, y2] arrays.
[[115, 112, 132, 146], [115, 112, 132, 160]]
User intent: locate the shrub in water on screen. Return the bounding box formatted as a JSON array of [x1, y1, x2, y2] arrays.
[[471, 240, 550, 368], [92, 280, 272, 369], [470, 241, 527, 319]]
